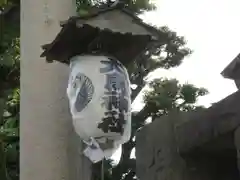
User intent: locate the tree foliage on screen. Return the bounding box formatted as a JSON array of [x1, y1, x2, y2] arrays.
[[76, 0, 156, 14], [0, 0, 19, 179], [144, 79, 208, 115]]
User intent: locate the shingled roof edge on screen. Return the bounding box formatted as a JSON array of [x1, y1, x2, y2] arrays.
[[59, 5, 160, 38], [40, 5, 160, 65]]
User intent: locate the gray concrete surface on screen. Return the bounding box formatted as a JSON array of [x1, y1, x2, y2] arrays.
[[136, 90, 240, 180], [20, 0, 91, 179]]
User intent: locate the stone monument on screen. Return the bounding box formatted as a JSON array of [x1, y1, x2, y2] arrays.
[[136, 54, 240, 180]]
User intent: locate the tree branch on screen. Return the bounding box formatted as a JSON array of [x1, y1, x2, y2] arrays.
[[111, 103, 153, 179]]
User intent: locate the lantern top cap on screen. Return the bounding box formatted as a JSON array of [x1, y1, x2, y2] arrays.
[[40, 4, 162, 66]]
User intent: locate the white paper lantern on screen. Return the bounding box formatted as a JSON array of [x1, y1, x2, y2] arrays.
[[67, 55, 131, 163]]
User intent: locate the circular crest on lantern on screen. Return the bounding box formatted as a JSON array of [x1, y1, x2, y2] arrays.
[[74, 72, 95, 112]]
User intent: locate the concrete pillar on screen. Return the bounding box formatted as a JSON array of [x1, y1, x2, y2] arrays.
[[20, 0, 91, 179]]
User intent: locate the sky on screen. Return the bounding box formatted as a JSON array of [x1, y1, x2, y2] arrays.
[[140, 0, 239, 107], [112, 0, 240, 161]]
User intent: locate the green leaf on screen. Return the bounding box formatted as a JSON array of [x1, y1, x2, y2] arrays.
[[3, 117, 17, 129], [0, 98, 5, 125], [0, 0, 7, 7], [0, 141, 9, 180], [0, 55, 14, 67], [180, 84, 198, 104], [5, 142, 18, 163], [78, 9, 90, 16], [0, 127, 19, 142]]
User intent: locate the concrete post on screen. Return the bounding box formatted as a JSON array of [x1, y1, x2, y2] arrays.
[[20, 0, 91, 179]]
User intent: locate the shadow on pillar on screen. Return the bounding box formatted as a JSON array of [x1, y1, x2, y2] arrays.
[[68, 124, 92, 180]]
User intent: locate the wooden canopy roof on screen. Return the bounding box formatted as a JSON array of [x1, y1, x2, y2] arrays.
[[40, 5, 161, 66]]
